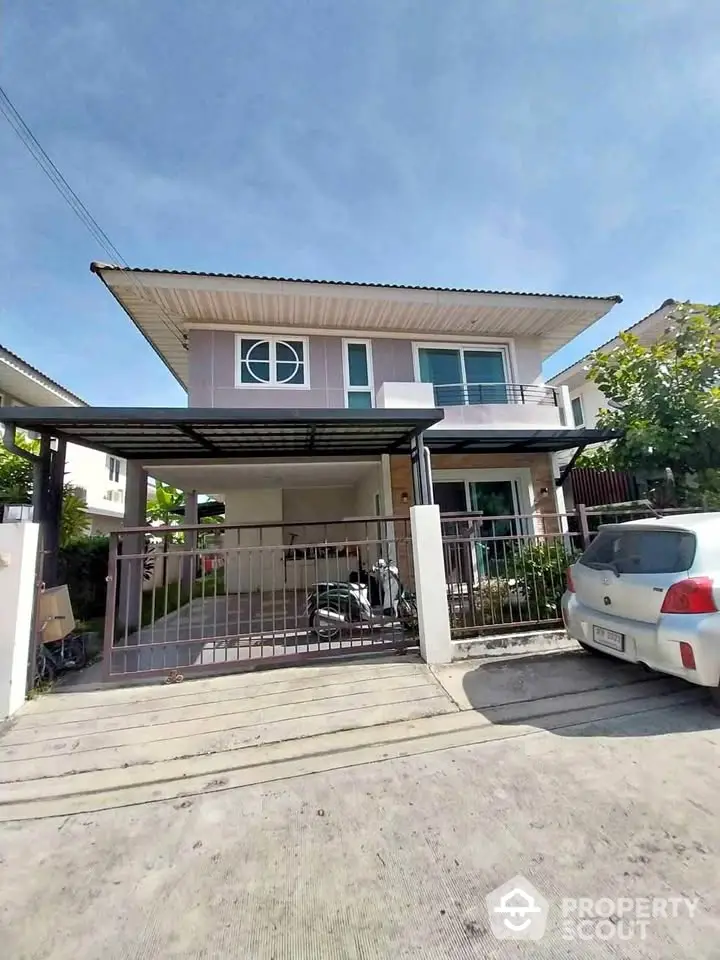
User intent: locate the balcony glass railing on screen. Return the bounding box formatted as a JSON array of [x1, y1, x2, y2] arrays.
[[430, 382, 559, 407]]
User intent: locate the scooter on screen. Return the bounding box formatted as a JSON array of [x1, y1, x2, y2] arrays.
[[306, 558, 418, 644]]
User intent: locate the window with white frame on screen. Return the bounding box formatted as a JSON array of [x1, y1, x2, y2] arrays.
[[415, 344, 509, 405], [571, 396, 584, 427], [343, 340, 373, 408], [235, 336, 308, 387], [107, 455, 121, 482]]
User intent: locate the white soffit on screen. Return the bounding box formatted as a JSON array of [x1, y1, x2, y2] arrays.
[[92, 266, 621, 388]]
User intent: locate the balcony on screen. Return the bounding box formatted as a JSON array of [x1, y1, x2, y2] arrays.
[[428, 382, 559, 408], [376, 381, 570, 429]]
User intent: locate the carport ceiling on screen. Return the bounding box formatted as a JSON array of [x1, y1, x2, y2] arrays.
[[1, 407, 442, 459], [147, 459, 379, 491]]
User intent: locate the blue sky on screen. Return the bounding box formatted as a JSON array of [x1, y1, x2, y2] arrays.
[[2, 0, 720, 405]]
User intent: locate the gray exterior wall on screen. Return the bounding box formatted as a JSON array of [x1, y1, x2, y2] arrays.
[[187, 329, 546, 408], [370, 337, 415, 385], [188, 330, 346, 408]]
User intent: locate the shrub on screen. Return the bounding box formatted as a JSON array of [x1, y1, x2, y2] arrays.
[[58, 535, 109, 622], [511, 539, 577, 621]]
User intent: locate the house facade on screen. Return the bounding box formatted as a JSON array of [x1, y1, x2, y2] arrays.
[[0, 343, 126, 534], [89, 265, 620, 537], [548, 299, 677, 469]]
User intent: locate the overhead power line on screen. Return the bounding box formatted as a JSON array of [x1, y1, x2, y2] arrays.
[[0, 83, 185, 344]]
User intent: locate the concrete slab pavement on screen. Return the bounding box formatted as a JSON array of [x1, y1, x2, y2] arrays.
[[1, 649, 711, 822], [2, 690, 719, 959]]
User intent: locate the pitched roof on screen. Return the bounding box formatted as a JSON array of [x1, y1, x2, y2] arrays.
[[547, 299, 678, 387], [90, 263, 623, 387], [90, 263, 622, 303], [0, 343, 86, 406]]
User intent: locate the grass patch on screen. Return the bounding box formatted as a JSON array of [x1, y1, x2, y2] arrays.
[[140, 569, 226, 627]]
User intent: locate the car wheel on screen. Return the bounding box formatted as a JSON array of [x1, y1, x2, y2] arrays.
[[709, 685, 720, 715]]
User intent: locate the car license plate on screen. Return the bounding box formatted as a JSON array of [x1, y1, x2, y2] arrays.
[[593, 625, 625, 651]]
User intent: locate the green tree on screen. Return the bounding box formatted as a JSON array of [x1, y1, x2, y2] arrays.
[[0, 444, 33, 505], [60, 484, 90, 546], [0, 436, 89, 539], [577, 303, 720, 488], [146, 481, 185, 528]]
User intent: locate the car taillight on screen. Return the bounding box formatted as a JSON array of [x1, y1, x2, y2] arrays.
[[566, 567, 575, 593], [660, 577, 717, 614]]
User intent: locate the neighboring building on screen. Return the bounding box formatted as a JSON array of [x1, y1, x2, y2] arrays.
[[0, 343, 126, 534], [548, 299, 678, 471], [86, 265, 620, 530]]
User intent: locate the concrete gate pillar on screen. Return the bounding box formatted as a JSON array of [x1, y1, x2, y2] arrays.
[[117, 462, 148, 635], [410, 504, 452, 665], [0, 523, 40, 719], [180, 490, 199, 589]]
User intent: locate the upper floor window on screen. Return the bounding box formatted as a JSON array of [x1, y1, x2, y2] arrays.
[[343, 340, 373, 408], [571, 396, 584, 427], [107, 455, 121, 482], [416, 345, 508, 406], [236, 336, 308, 387]]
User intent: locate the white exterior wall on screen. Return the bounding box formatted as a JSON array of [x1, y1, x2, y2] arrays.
[[63, 443, 125, 524], [0, 385, 126, 534], [570, 381, 607, 430], [222, 489, 284, 594], [555, 380, 610, 470], [220, 469, 383, 594], [0, 522, 39, 719]]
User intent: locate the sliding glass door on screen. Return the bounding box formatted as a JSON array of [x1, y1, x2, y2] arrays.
[[418, 347, 507, 405]]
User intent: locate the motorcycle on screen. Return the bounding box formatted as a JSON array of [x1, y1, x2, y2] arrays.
[[306, 558, 418, 645]]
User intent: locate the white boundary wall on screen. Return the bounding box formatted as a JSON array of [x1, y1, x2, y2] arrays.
[[0, 522, 39, 719]]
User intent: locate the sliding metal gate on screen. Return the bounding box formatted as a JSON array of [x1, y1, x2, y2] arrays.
[[103, 516, 415, 681]]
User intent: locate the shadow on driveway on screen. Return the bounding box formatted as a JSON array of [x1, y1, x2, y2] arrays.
[[455, 650, 720, 738]]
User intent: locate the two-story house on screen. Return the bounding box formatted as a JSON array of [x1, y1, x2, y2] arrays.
[[2, 266, 622, 673], [85, 265, 619, 533], [0, 342, 127, 534]]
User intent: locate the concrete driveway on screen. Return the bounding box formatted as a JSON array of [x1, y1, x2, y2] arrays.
[[2, 651, 719, 957]]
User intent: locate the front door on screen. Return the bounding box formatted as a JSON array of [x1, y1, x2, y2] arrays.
[[434, 477, 523, 581]]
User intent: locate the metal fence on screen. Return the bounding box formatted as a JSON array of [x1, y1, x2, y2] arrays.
[[430, 382, 558, 407], [578, 502, 716, 543], [441, 511, 585, 637], [104, 516, 416, 680], [441, 503, 720, 639]]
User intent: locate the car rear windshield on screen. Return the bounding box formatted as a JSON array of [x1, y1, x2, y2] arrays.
[[580, 528, 696, 575]]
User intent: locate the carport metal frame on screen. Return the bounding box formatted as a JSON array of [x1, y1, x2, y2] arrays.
[[1, 407, 444, 585]]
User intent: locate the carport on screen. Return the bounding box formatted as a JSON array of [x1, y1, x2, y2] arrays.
[[3, 406, 446, 682], [3, 406, 442, 580]]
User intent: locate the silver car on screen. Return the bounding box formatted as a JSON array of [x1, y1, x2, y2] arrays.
[[562, 514, 720, 703]]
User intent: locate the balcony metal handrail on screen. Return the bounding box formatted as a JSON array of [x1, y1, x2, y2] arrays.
[[429, 382, 558, 407]]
